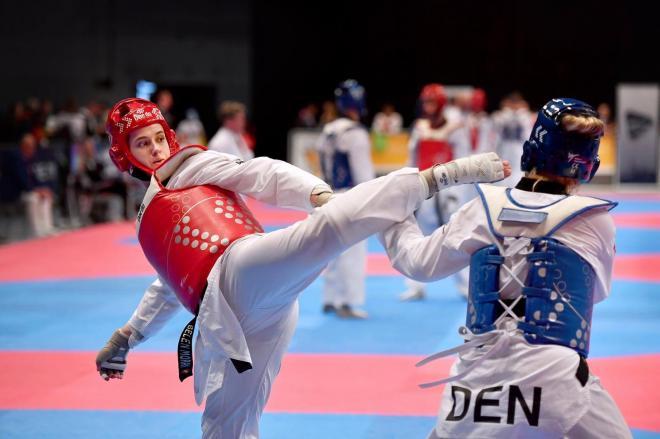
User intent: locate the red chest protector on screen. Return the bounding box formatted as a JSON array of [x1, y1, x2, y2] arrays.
[[416, 139, 453, 170], [137, 178, 263, 314]]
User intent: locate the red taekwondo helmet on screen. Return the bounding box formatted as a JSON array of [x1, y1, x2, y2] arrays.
[[471, 88, 487, 113], [107, 97, 180, 178], [419, 83, 447, 114]]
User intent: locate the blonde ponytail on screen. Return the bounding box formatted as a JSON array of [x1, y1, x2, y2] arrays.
[[560, 114, 605, 138]]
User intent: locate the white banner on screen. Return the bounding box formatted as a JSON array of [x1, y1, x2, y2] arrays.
[[616, 84, 660, 183], [287, 128, 322, 175]]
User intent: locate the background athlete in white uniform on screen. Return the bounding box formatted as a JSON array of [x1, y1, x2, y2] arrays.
[[401, 84, 471, 301], [207, 100, 254, 161], [380, 98, 631, 438], [491, 92, 534, 185], [316, 79, 375, 319], [94, 98, 509, 438], [466, 88, 496, 155]]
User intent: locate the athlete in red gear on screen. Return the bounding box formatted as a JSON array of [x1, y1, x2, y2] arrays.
[[95, 97, 509, 438]]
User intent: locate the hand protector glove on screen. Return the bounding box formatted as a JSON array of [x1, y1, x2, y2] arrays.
[[96, 329, 130, 381]]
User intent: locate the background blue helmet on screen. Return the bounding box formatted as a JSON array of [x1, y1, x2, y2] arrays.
[[335, 79, 367, 117], [521, 98, 601, 183]]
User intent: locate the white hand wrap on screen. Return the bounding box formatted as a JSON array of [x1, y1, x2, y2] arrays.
[[433, 152, 505, 188]]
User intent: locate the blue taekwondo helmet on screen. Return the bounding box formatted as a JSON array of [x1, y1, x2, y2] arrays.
[[521, 98, 602, 183], [335, 79, 367, 117]]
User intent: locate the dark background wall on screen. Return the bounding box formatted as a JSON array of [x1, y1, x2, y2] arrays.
[[1, 0, 658, 159], [0, 0, 250, 135], [252, 0, 659, 158]]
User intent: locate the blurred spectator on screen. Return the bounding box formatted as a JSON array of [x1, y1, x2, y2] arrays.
[[208, 101, 254, 160], [71, 137, 126, 224], [296, 103, 319, 128], [156, 90, 176, 127], [176, 108, 206, 146], [16, 134, 59, 237], [371, 103, 403, 135], [319, 100, 338, 126], [31, 99, 53, 143], [46, 98, 86, 143], [467, 88, 496, 153], [82, 100, 109, 139], [6, 102, 32, 141], [491, 91, 534, 184], [45, 98, 86, 221]]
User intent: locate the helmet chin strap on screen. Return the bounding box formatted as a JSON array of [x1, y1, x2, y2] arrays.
[[129, 165, 152, 182]]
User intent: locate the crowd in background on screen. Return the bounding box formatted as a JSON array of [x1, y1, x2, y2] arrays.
[[0, 91, 256, 243], [0, 97, 132, 243], [295, 90, 615, 177], [0, 88, 615, 244]]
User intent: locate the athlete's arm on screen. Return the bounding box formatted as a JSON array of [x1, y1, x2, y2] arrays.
[[379, 198, 491, 282], [176, 151, 331, 212], [95, 278, 180, 381]]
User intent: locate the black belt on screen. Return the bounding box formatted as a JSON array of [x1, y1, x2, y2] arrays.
[[177, 315, 197, 382], [177, 288, 253, 382]]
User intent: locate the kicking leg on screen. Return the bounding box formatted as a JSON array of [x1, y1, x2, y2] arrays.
[[225, 154, 507, 311]]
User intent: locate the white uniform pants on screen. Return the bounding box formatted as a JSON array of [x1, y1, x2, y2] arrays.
[[322, 240, 367, 307], [202, 168, 425, 438], [22, 191, 54, 237], [426, 334, 631, 439], [428, 377, 631, 439]]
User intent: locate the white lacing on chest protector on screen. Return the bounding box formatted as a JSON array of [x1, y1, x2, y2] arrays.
[[415, 236, 533, 389]]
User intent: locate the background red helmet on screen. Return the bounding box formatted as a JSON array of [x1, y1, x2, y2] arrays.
[[106, 97, 179, 175], [419, 83, 447, 112], [472, 88, 487, 113]]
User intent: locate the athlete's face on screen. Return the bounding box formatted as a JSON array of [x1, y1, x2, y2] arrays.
[[422, 99, 438, 116], [128, 124, 171, 170]]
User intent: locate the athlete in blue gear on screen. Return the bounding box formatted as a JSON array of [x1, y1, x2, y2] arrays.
[[316, 79, 375, 319], [380, 98, 631, 438]]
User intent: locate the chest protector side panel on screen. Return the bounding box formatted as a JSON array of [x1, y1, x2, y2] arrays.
[[466, 246, 504, 334], [138, 185, 263, 314], [519, 238, 595, 357]]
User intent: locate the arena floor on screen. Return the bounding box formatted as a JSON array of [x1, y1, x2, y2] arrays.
[[1, 189, 659, 438]]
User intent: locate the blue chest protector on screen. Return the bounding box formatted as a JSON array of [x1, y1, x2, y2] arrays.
[[319, 126, 360, 190], [467, 185, 616, 358], [321, 147, 354, 190]]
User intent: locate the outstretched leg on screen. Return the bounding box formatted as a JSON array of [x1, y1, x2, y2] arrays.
[[222, 152, 507, 312]]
